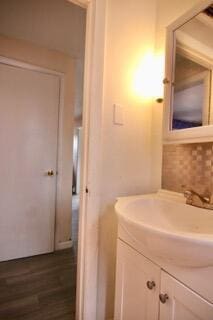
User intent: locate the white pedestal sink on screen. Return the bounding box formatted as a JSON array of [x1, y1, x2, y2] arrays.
[[115, 190, 213, 268]]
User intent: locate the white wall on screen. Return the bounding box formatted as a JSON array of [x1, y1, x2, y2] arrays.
[[0, 0, 85, 58], [151, 0, 202, 191], [97, 0, 157, 318], [96, 1, 205, 318]]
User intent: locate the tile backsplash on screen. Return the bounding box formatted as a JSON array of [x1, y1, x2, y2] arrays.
[[162, 142, 213, 194]]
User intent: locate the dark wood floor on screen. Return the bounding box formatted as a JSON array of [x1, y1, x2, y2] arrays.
[[0, 202, 79, 320], [0, 248, 77, 320]]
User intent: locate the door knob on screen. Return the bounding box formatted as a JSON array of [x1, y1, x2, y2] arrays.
[[146, 281, 156, 290], [47, 170, 54, 176], [159, 293, 169, 304], [163, 78, 170, 84]]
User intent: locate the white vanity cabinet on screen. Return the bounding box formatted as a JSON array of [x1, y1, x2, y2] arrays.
[[114, 240, 160, 320], [160, 271, 213, 320], [114, 239, 213, 320]]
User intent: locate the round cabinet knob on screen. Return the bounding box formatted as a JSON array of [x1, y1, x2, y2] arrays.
[[146, 281, 156, 290], [47, 170, 54, 176], [159, 293, 169, 304]]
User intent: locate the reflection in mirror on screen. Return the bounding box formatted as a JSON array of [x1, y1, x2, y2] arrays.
[[172, 4, 213, 130]]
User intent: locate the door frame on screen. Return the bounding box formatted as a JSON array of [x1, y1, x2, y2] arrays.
[[0, 55, 65, 254], [68, 0, 107, 319], [0, 0, 107, 316]]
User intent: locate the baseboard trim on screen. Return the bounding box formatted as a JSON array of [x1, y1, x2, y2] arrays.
[[55, 240, 73, 250]]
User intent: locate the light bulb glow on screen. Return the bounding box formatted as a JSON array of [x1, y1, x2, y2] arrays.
[[132, 51, 164, 102]]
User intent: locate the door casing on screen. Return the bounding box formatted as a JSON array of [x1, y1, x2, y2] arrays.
[[70, 0, 107, 319]]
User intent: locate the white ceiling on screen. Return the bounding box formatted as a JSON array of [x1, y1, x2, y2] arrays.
[[0, 0, 86, 120], [0, 0, 86, 58]]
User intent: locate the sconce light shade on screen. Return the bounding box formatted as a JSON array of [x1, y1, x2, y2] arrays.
[[132, 52, 165, 102]]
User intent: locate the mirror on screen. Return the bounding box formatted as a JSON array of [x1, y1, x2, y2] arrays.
[[171, 4, 213, 131]]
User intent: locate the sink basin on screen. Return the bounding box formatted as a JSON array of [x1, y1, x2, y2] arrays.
[[115, 192, 213, 268]]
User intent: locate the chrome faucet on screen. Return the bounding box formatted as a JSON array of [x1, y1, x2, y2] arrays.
[[184, 189, 213, 209]]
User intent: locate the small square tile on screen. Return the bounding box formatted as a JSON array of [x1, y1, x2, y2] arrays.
[[162, 142, 213, 193]]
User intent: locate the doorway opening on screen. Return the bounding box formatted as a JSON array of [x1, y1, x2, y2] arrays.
[[0, 0, 86, 319], [72, 127, 82, 252]]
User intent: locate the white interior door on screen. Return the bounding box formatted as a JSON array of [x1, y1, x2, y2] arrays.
[[0, 61, 60, 261]]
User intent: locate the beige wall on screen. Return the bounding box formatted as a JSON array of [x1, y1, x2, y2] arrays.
[[97, 1, 205, 318], [97, 0, 157, 318], [0, 35, 75, 250], [151, 0, 202, 191]]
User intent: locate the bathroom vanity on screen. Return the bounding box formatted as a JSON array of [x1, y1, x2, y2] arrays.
[[113, 1, 213, 318], [114, 191, 213, 319], [114, 0, 213, 318]]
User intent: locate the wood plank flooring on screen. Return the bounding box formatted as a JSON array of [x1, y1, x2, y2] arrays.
[[0, 248, 77, 320], [0, 203, 79, 320]]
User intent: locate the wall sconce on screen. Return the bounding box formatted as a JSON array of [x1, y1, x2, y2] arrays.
[[132, 52, 165, 103], [156, 77, 170, 103], [154, 54, 165, 103]]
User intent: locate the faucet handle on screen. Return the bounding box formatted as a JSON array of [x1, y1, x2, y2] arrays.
[[209, 194, 213, 204], [203, 188, 213, 204], [183, 190, 192, 199], [182, 185, 191, 197], [183, 190, 193, 205]]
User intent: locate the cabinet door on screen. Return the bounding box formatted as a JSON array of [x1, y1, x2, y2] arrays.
[[159, 271, 213, 320], [114, 240, 160, 320]]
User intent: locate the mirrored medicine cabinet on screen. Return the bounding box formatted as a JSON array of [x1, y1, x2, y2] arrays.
[[163, 0, 213, 143]]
